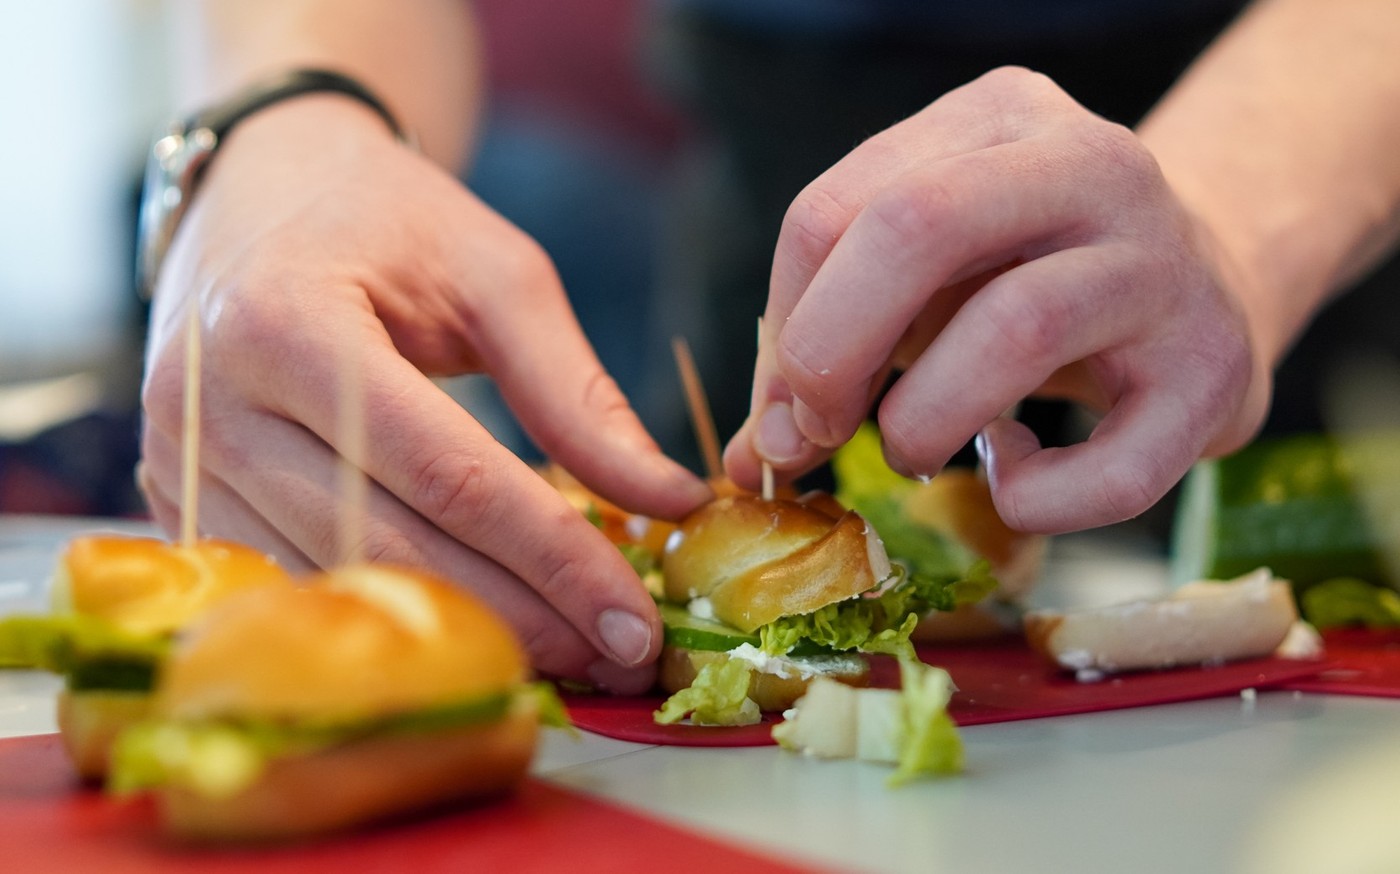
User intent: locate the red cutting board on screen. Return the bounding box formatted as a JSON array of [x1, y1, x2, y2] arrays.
[[1278, 628, 1400, 697], [0, 734, 825, 874], [563, 637, 1331, 746]]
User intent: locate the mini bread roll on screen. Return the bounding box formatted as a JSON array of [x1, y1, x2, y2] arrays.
[[44, 536, 293, 781], [906, 470, 1047, 642], [159, 564, 527, 724], [1023, 568, 1299, 676], [129, 564, 541, 842], [53, 536, 292, 637]]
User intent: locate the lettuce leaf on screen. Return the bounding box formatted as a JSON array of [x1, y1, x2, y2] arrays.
[[889, 657, 963, 786], [832, 422, 980, 580], [758, 562, 996, 660], [653, 657, 759, 726], [1301, 577, 1400, 629], [769, 657, 963, 785], [0, 614, 167, 676]]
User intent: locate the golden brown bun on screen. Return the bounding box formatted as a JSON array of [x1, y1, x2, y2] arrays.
[[56, 689, 152, 781], [663, 495, 891, 633], [904, 469, 1047, 642], [542, 464, 805, 560], [160, 694, 540, 843], [1023, 568, 1298, 675], [147, 564, 537, 842], [658, 647, 869, 713], [53, 536, 292, 637], [158, 564, 527, 724]]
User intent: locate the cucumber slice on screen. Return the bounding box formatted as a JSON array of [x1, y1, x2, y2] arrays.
[[659, 603, 759, 653], [1171, 433, 1391, 589]]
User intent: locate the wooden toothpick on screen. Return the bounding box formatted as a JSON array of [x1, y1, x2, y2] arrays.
[[336, 353, 367, 567], [671, 335, 723, 481], [179, 304, 201, 548]]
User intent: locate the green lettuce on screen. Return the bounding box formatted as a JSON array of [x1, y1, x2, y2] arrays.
[[0, 614, 167, 684], [110, 684, 568, 798], [768, 657, 963, 785], [832, 422, 980, 580], [1301, 577, 1400, 629], [758, 562, 996, 660], [889, 658, 963, 786], [654, 657, 759, 726]]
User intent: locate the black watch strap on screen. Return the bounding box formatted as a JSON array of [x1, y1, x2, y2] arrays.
[[191, 68, 408, 143], [135, 68, 410, 298]]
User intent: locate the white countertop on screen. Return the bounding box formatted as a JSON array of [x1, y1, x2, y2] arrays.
[[2, 514, 1395, 874]]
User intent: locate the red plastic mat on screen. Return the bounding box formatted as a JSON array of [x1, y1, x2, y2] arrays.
[[564, 638, 1331, 746], [1277, 628, 1400, 697], [0, 734, 823, 874]]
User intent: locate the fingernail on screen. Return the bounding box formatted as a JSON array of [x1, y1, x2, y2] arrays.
[[596, 609, 652, 666], [755, 403, 809, 464], [974, 430, 991, 470], [586, 658, 657, 695], [881, 439, 936, 483]]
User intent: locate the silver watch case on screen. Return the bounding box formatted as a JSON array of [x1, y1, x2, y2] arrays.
[[135, 121, 219, 299]]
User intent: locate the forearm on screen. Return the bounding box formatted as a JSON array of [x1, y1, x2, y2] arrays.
[[1138, 0, 1400, 367], [168, 0, 481, 169]]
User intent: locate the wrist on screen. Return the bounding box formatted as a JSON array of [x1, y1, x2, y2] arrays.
[[137, 69, 411, 298]]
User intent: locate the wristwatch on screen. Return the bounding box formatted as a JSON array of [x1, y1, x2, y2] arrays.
[[135, 68, 409, 298]]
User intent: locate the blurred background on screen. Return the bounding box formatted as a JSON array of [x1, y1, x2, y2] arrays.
[[0, 1, 165, 517], [5, 0, 1399, 532], [0, 0, 696, 520]]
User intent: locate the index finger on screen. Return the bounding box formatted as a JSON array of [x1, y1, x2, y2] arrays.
[[245, 316, 665, 671]]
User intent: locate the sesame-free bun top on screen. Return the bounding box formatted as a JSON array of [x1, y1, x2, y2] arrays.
[[662, 494, 892, 633], [52, 536, 293, 637], [155, 564, 527, 724]]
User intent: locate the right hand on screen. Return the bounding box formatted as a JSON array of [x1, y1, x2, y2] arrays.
[[138, 96, 711, 693]]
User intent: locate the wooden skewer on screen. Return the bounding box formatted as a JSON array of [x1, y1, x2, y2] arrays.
[[754, 316, 776, 502], [179, 304, 201, 548], [671, 335, 723, 481], [337, 354, 367, 567]]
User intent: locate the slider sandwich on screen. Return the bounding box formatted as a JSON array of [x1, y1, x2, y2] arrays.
[[832, 422, 1046, 641], [654, 493, 993, 726], [0, 535, 292, 778], [109, 563, 568, 843]]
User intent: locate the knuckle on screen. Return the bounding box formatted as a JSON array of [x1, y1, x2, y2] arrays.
[[353, 523, 421, 568], [978, 65, 1058, 99], [581, 369, 633, 421], [865, 178, 957, 250], [980, 291, 1065, 369], [530, 548, 591, 606], [1078, 121, 1161, 196], [969, 66, 1070, 121], [781, 186, 852, 274], [1095, 452, 1167, 523], [408, 450, 498, 534]]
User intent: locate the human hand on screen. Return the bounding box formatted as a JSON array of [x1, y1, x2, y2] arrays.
[[725, 67, 1270, 533], [138, 96, 710, 691]]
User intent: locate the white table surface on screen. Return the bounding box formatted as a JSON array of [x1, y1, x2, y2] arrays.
[[2, 514, 1396, 874]]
